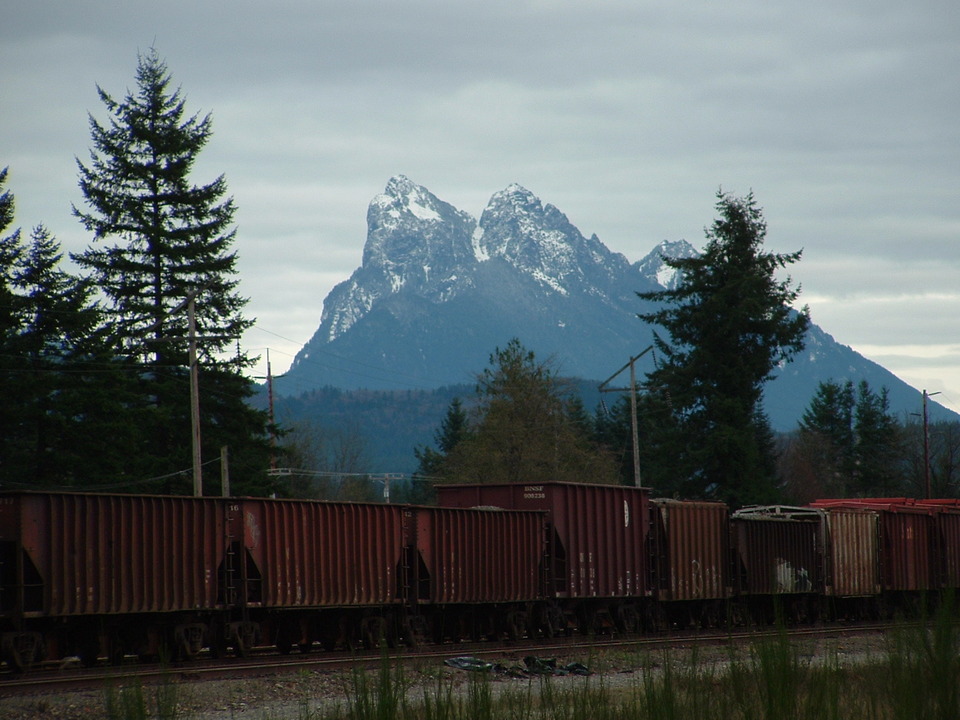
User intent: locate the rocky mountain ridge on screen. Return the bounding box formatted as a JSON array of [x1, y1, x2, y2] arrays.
[[285, 176, 956, 431]]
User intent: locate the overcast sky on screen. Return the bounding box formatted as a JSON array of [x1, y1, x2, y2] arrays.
[[3, 0, 958, 413]]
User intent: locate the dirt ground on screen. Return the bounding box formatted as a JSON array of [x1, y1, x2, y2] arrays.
[[0, 631, 890, 720]]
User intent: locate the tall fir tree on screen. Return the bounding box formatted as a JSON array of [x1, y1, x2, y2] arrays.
[[72, 50, 273, 495], [0, 167, 26, 480], [414, 397, 470, 478], [851, 381, 902, 495], [409, 397, 470, 502], [638, 191, 810, 506], [798, 379, 857, 495], [797, 379, 902, 497], [444, 338, 618, 485], [6, 225, 142, 487]]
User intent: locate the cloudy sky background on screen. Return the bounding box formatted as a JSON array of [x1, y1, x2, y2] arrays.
[[3, 0, 958, 413]]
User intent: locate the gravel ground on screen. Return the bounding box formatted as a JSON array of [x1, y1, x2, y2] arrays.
[[0, 632, 891, 720]]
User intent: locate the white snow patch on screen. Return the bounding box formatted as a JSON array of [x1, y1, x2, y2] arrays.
[[657, 265, 679, 288], [532, 269, 567, 295], [407, 197, 440, 222], [472, 226, 489, 261]]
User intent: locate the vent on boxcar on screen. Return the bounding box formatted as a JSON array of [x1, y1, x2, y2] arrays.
[[400, 546, 431, 601], [547, 527, 567, 594], [0, 544, 43, 615], [217, 541, 262, 606]]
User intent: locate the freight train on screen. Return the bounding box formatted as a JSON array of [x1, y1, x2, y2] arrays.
[[1, 484, 956, 670]]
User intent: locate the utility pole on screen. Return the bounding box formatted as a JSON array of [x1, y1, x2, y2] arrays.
[[923, 389, 941, 499], [220, 445, 230, 497], [148, 284, 232, 497], [266, 349, 278, 471], [599, 347, 653, 488], [187, 296, 202, 497], [252, 348, 285, 472]]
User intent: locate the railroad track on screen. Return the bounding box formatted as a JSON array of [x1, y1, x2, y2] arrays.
[[0, 621, 893, 697]]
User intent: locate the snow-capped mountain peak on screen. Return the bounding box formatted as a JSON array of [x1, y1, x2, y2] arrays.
[[305, 178, 681, 346], [285, 177, 948, 433], [636, 239, 698, 290]]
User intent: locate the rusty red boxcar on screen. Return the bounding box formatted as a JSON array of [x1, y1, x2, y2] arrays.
[[812, 499, 936, 600], [649, 499, 730, 627], [412, 505, 546, 640], [917, 501, 960, 589], [237, 498, 408, 650], [0, 491, 228, 665], [730, 506, 822, 622], [436, 481, 650, 634]]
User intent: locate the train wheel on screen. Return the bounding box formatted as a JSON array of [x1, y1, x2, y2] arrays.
[[361, 616, 387, 649], [275, 620, 297, 655], [644, 604, 668, 633], [174, 623, 207, 660], [77, 635, 101, 668], [401, 615, 427, 648], [228, 621, 260, 658], [540, 605, 566, 638], [727, 602, 748, 627], [696, 603, 714, 629], [106, 634, 127, 666], [615, 604, 640, 634], [2, 631, 45, 672], [209, 625, 229, 659], [506, 610, 528, 641]]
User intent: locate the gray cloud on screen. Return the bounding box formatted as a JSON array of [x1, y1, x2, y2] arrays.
[[2, 0, 958, 411]]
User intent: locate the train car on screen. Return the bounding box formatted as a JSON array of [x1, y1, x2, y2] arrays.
[[236, 497, 408, 652], [0, 491, 229, 669], [649, 499, 730, 628], [916, 500, 960, 591], [814, 505, 881, 619], [437, 481, 650, 635], [410, 505, 546, 642], [730, 506, 823, 623], [811, 499, 936, 614]]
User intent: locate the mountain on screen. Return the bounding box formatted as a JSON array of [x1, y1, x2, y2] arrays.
[[283, 176, 957, 432]]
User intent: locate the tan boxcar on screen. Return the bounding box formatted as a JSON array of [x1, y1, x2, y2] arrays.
[[437, 482, 650, 600], [819, 507, 880, 598], [651, 499, 730, 602]]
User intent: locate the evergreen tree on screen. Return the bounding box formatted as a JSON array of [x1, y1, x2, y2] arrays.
[[409, 397, 470, 502], [72, 50, 273, 495], [0, 168, 26, 481], [901, 420, 960, 498], [5, 225, 140, 487], [638, 191, 809, 506], [0, 168, 23, 348], [797, 379, 902, 496], [444, 338, 618, 485], [851, 381, 902, 494], [797, 379, 857, 495], [414, 397, 469, 478]]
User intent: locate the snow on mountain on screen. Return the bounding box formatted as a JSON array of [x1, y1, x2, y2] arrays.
[[286, 177, 956, 430], [636, 239, 699, 290]]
